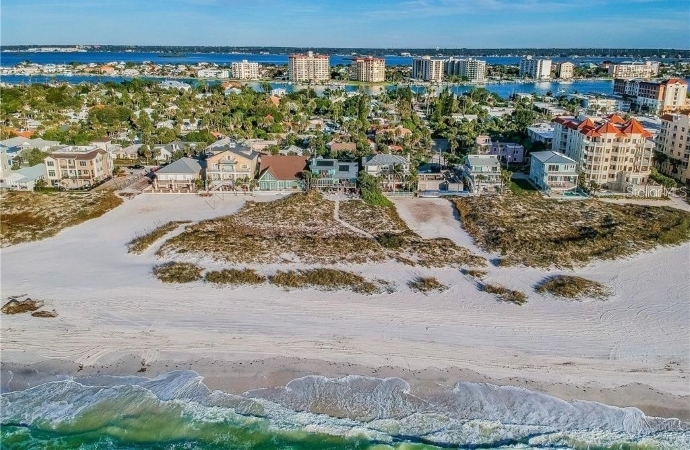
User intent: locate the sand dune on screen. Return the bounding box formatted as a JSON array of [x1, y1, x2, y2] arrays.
[[1, 193, 688, 418]]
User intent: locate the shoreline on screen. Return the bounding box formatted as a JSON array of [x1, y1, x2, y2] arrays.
[[2, 355, 689, 421]]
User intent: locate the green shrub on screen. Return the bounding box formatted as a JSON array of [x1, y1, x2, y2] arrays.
[[535, 275, 611, 300], [205, 269, 267, 285]]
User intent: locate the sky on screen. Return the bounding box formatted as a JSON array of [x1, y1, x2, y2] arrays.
[[1, 0, 688, 49]]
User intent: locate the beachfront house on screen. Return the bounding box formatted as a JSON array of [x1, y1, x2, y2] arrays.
[[153, 157, 203, 191], [361, 153, 411, 191], [1, 164, 46, 191], [529, 151, 578, 193], [463, 155, 502, 193], [205, 147, 260, 190], [257, 155, 308, 191], [307, 157, 358, 191], [44, 147, 113, 190]]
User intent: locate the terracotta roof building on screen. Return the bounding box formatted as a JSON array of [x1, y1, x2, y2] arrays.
[[257, 155, 308, 191], [613, 78, 688, 114], [552, 115, 655, 194], [44, 147, 113, 189]]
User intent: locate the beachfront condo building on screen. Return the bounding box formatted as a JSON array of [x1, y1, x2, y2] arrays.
[[608, 61, 659, 79], [445, 58, 487, 82], [519, 56, 552, 80], [556, 62, 574, 79], [288, 51, 330, 83], [351, 57, 385, 83], [231, 60, 260, 80], [412, 56, 445, 83], [44, 147, 113, 189], [613, 78, 688, 114], [656, 113, 690, 185], [552, 114, 655, 194]]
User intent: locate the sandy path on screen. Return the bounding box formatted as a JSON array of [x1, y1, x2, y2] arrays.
[[1, 193, 688, 411]]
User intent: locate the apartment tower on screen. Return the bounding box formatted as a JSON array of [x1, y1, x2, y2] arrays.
[[412, 56, 445, 83], [231, 60, 260, 80], [288, 51, 330, 83], [351, 57, 385, 83], [519, 56, 552, 80], [656, 113, 690, 185]]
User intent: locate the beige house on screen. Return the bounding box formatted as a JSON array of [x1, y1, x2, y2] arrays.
[[205, 148, 260, 190], [44, 148, 113, 189]]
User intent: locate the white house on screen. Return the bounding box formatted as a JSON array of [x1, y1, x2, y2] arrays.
[[153, 157, 203, 190], [463, 155, 502, 193], [529, 151, 578, 192]]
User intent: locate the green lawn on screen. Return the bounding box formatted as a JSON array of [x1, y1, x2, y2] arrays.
[[509, 178, 538, 195]]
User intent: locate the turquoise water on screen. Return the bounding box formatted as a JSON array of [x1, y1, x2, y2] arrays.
[[2, 371, 688, 449]]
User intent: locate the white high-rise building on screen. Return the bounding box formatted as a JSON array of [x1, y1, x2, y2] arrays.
[[608, 62, 659, 79], [351, 57, 385, 83], [231, 60, 260, 80], [519, 56, 552, 80], [656, 113, 690, 185], [445, 58, 486, 82], [556, 62, 574, 79], [412, 56, 445, 83], [288, 51, 330, 83]]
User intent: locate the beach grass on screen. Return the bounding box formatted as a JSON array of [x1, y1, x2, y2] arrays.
[[408, 276, 448, 293], [462, 269, 488, 279], [269, 268, 381, 294], [153, 262, 203, 283], [535, 275, 612, 300], [128, 221, 191, 254], [0, 191, 123, 247], [454, 195, 690, 268], [482, 283, 527, 305], [205, 268, 267, 286]]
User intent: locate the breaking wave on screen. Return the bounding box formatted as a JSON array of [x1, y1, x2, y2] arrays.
[[2, 371, 688, 449]]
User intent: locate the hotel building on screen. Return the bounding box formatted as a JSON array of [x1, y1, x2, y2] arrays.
[[608, 62, 659, 79], [519, 56, 552, 80], [351, 57, 385, 83], [613, 78, 688, 114], [288, 51, 330, 83], [445, 58, 487, 82], [231, 60, 260, 80], [44, 147, 114, 189], [412, 56, 445, 83], [552, 114, 655, 194], [656, 113, 690, 185]]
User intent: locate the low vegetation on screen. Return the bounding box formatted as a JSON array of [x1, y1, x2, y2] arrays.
[[482, 283, 527, 305], [535, 275, 612, 300], [270, 268, 383, 294], [408, 276, 448, 294], [159, 192, 485, 268], [462, 269, 488, 279], [205, 268, 267, 286], [455, 195, 690, 268], [0, 191, 123, 247], [1, 298, 44, 314], [128, 221, 191, 254], [153, 262, 203, 283]]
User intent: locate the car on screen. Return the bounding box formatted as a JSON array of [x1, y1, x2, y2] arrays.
[[132, 164, 145, 170]]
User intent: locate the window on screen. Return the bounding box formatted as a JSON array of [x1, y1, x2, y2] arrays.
[[48, 170, 55, 177], [47, 161, 54, 166], [80, 161, 86, 166]]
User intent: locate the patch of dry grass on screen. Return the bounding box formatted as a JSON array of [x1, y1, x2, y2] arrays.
[[1, 298, 44, 314], [462, 269, 488, 279], [269, 268, 382, 294], [535, 275, 611, 300], [339, 200, 409, 235], [408, 276, 448, 294], [0, 191, 123, 247], [128, 221, 191, 254], [454, 195, 690, 268], [482, 283, 527, 305], [205, 268, 267, 285], [158, 191, 484, 268], [153, 262, 203, 283]]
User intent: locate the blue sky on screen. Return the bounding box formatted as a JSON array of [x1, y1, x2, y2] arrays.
[[1, 0, 688, 48]]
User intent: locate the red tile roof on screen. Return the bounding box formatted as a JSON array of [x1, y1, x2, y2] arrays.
[[606, 114, 626, 124], [259, 155, 308, 181], [595, 121, 625, 136], [620, 119, 653, 138]]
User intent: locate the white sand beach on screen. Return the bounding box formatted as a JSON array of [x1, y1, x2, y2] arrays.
[[1, 193, 689, 419]]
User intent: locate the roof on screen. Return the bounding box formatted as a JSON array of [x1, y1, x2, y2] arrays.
[[259, 155, 308, 181], [211, 148, 260, 162], [156, 157, 202, 175], [0, 137, 30, 148], [48, 148, 107, 160], [530, 151, 576, 165], [620, 118, 653, 138], [362, 154, 409, 166], [14, 163, 46, 181], [466, 155, 501, 167]]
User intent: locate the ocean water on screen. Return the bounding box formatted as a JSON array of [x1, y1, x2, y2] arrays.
[[1, 371, 688, 449]]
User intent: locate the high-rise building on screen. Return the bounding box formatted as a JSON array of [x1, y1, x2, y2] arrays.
[[608, 62, 659, 79], [412, 56, 445, 83], [445, 58, 487, 82], [656, 113, 690, 185], [613, 78, 688, 114], [556, 62, 574, 79], [231, 60, 260, 80], [519, 56, 552, 80], [351, 57, 385, 83], [288, 51, 330, 83]]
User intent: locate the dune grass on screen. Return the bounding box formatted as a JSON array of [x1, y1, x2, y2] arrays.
[[462, 269, 488, 279], [153, 262, 203, 283], [1, 191, 123, 247], [269, 268, 382, 294], [535, 275, 612, 300], [128, 221, 191, 254], [482, 283, 527, 305], [205, 268, 267, 286], [454, 195, 690, 268], [408, 276, 448, 294]]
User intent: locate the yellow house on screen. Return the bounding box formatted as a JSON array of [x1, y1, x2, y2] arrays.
[[205, 147, 260, 190]]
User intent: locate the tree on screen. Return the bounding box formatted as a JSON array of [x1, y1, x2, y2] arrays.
[[34, 177, 48, 191], [500, 169, 513, 193], [23, 148, 46, 167], [587, 179, 600, 195]]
